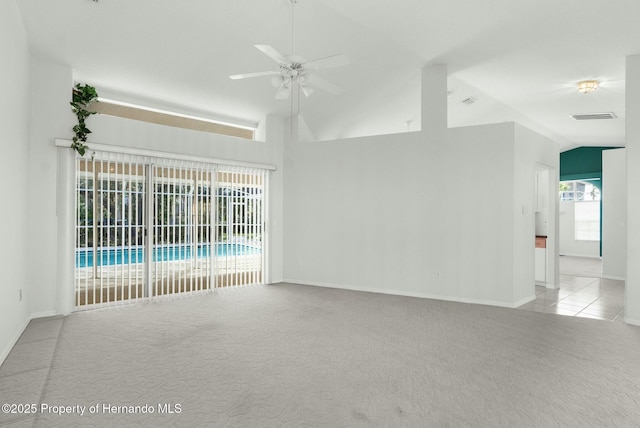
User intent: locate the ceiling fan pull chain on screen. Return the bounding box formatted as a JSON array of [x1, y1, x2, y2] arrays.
[[290, 0, 296, 57]]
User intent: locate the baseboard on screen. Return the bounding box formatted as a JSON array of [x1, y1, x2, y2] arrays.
[[0, 316, 32, 368], [536, 281, 560, 289], [282, 278, 523, 309], [513, 294, 536, 308], [31, 310, 58, 320], [624, 317, 640, 327], [539, 282, 560, 290], [602, 275, 625, 281], [0, 309, 63, 367], [559, 254, 602, 259]]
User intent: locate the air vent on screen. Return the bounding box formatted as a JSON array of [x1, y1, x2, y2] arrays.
[[570, 112, 617, 120]]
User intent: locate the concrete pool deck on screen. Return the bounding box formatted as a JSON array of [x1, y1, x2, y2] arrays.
[[75, 254, 262, 307]]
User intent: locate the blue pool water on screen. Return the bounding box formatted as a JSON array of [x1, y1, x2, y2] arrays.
[[75, 243, 261, 268]]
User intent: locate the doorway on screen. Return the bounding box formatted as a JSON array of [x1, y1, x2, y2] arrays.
[[534, 164, 558, 289]]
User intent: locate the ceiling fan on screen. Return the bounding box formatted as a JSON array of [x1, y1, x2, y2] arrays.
[[229, 44, 348, 100], [229, 0, 347, 100]]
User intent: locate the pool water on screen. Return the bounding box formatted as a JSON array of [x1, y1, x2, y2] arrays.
[[75, 243, 261, 268]]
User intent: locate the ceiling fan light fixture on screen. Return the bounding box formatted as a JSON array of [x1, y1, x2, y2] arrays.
[[577, 80, 599, 94], [227, 0, 345, 102], [300, 85, 314, 97]]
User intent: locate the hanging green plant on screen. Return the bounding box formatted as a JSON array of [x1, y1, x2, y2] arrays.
[[70, 83, 99, 156]]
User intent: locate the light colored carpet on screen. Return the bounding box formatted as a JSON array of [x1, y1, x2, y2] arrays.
[[3, 283, 640, 427]]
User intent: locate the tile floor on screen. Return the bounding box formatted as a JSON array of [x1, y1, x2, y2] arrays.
[[518, 256, 625, 322]]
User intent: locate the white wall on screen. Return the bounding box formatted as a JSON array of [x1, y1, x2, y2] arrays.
[[558, 201, 600, 257], [27, 62, 285, 317], [28, 58, 75, 317], [90, 115, 281, 168], [602, 148, 626, 280], [284, 123, 498, 299], [626, 55, 640, 325], [436, 124, 517, 305], [284, 80, 558, 308], [0, 0, 32, 364]]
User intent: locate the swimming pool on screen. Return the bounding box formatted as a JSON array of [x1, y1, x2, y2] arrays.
[[75, 243, 261, 268]]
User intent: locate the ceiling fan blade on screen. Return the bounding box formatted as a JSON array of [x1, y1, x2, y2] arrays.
[[304, 53, 349, 70], [306, 74, 343, 95], [300, 84, 314, 97], [229, 70, 279, 80], [255, 44, 290, 65], [275, 82, 292, 100]]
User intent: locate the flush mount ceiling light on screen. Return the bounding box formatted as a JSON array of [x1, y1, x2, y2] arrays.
[[577, 80, 599, 94]]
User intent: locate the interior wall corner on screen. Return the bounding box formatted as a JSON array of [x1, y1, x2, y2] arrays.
[[421, 63, 448, 137]]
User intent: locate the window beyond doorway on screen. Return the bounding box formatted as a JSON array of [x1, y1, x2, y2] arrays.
[[559, 180, 601, 242], [574, 201, 600, 241], [559, 180, 601, 202]]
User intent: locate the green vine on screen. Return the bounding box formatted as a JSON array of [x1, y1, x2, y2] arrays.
[[70, 83, 99, 156]]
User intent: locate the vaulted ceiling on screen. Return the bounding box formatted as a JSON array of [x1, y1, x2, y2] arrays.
[[17, 0, 640, 150]]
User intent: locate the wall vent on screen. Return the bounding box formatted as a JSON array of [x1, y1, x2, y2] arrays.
[[570, 112, 617, 120]]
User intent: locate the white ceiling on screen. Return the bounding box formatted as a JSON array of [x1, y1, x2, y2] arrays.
[[16, 0, 640, 150]]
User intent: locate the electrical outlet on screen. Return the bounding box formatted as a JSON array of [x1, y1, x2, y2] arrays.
[[435, 271, 441, 278], [19, 289, 22, 302], [298, 258, 303, 267]]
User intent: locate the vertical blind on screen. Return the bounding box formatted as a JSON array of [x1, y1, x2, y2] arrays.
[[75, 151, 267, 309]]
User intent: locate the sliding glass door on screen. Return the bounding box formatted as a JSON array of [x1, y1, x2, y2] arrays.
[[75, 153, 267, 309], [75, 157, 147, 306]]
